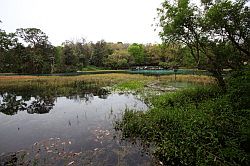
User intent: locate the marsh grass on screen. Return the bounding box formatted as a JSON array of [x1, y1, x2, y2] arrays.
[[0, 74, 216, 100], [0, 74, 214, 90], [158, 75, 215, 85]]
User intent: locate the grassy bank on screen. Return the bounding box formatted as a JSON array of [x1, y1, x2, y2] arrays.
[[115, 71, 250, 165]]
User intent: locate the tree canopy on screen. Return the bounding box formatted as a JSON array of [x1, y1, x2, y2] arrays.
[[157, 0, 250, 87]]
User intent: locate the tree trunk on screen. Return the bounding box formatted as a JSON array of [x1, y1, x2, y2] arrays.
[[212, 71, 226, 92]]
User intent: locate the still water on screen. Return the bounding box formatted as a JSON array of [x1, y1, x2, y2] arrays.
[[0, 89, 150, 165]]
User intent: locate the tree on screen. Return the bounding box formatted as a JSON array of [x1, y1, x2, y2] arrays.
[[144, 44, 162, 65], [61, 42, 77, 71], [202, 0, 249, 87], [62, 39, 89, 68], [144, 43, 182, 68], [128, 43, 145, 65], [158, 0, 202, 66], [204, 0, 249, 57], [105, 50, 131, 69], [76, 39, 92, 67], [157, 0, 249, 88], [0, 23, 25, 73], [15, 28, 55, 73], [90, 40, 112, 67], [16, 28, 49, 47], [108, 42, 129, 51]]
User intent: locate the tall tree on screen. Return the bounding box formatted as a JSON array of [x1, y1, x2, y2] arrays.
[[91, 40, 112, 67], [157, 0, 249, 88], [16, 28, 49, 47], [158, 0, 202, 66], [128, 43, 145, 65], [62, 41, 77, 70], [144, 44, 162, 65], [15, 28, 55, 73], [203, 0, 250, 58], [104, 50, 131, 69], [0, 24, 22, 73]]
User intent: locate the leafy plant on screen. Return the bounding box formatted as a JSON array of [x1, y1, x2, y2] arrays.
[[116, 82, 250, 165]]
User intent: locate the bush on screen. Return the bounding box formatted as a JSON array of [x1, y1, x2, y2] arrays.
[[116, 85, 250, 165], [226, 69, 250, 109]]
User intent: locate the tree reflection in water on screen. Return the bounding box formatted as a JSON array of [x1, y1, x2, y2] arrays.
[[0, 93, 27, 115], [0, 93, 55, 115], [0, 87, 110, 115], [26, 96, 55, 114]]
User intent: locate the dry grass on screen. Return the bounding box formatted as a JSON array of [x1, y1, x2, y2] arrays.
[[0, 74, 215, 90], [159, 75, 216, 85], [0, 76, 39, 80]]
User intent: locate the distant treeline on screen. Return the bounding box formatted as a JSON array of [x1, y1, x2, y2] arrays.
[[0, 26, 196, 74]]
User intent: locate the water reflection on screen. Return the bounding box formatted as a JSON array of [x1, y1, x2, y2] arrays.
[[0, 93, 28, 115], [0, 88, 110, 115], [0, 86, 149, 165], [27, 96, 55, 114], [0, 93, 55, 115]]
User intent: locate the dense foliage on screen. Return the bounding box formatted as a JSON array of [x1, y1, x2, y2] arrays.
[[116, 69, 250, 165], [0, 25, 195, 74], [157, 0, 249, 87]]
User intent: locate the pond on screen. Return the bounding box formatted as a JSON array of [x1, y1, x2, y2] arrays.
[[0, 87, 151, 165]]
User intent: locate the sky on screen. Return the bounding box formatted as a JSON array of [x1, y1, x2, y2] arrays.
[[0, 0, 162, 45]]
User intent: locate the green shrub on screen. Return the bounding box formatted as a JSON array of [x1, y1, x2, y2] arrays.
[[116, 85, 250, 165], [226, 69, 250, 109]]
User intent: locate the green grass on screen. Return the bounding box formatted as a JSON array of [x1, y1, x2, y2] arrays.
[[115, 80, 146, 91], [80, 65, 106, 71], [150, 85, 222, 108]]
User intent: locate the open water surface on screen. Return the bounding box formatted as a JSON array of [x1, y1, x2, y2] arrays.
[[0, 88, 150, 165]]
